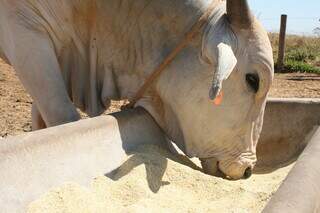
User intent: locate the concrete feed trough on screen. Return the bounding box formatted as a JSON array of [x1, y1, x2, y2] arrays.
[[257, 98, 320, 172], [0, 98, 319, 212], [263, 126, 320, 213], [259, 98, 320, 212]]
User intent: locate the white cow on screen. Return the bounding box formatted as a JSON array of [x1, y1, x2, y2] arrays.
[[0, 0, 274, 179]]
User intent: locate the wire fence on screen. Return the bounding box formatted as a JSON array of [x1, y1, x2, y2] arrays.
[[256, 15, 320, 36]]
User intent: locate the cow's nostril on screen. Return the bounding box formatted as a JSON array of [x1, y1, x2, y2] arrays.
[[243, 167, 252, 179]]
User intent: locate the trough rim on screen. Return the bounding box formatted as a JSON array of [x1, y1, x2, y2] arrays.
[[267, 97, 320, 104]]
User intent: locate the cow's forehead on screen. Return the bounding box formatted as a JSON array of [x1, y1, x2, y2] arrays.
[[234, 20, 274, 70]]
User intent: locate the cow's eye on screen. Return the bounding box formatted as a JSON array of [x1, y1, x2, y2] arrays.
[[246, 73, 259, 93]]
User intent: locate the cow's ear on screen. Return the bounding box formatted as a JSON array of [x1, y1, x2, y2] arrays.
[[209, 42, 237, 100]]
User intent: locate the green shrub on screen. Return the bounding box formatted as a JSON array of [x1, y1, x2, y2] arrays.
[[283, 60, 320, 73]]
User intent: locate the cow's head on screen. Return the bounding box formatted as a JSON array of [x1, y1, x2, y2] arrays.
[[139, 0, 274, 180]]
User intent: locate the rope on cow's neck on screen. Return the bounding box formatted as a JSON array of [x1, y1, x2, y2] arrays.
[[123, 1, 217, 109]]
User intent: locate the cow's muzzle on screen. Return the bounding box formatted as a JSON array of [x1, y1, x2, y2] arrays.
[[200, 155, 256, 180]]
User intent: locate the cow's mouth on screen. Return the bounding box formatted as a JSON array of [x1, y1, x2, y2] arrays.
[[200, 158, 253, 180]]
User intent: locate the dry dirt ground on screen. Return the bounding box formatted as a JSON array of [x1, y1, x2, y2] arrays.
[[0, 58, 125, 137], [1, 58, 320, 212]]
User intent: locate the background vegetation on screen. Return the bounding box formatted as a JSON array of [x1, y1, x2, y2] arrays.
[[269, 33, 320, 73]]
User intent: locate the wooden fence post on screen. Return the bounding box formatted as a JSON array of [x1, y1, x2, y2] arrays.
[[277, 14, 287, 72]]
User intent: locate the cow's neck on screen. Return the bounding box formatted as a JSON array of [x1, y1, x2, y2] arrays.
[[62, 0, 222, 116], [96, 0, 219, 99], [133, 0, 226, 153]]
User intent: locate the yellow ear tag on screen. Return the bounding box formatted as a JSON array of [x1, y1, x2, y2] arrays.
[[213, 91, 223, 106]]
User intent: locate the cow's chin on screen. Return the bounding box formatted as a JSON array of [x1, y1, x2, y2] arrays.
[[200, 155, 257, 180], [218, 161, 251, 180]]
